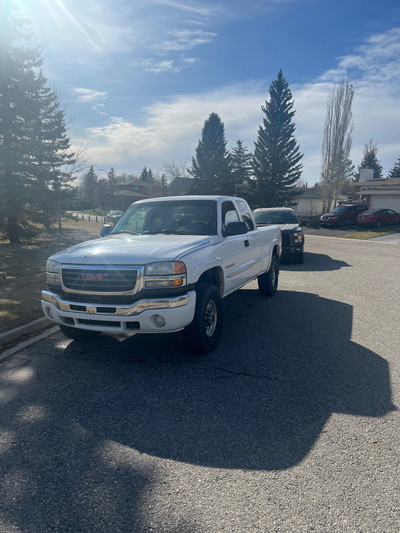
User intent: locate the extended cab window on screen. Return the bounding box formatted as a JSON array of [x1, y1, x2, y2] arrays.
[[236, 200, 254, 231]]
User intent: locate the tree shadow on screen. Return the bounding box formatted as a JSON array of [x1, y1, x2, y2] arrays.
[[0, 289, 395, 531]]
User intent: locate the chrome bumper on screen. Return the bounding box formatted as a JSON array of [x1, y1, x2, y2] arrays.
[[41, 289, 196, 334], [41, 290, 190, 316]]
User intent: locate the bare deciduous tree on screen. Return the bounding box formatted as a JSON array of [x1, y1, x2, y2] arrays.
[[162, 161, 190, 183], [321, 81, 354, 211]]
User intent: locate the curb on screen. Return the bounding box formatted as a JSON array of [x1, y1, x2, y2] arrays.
[[0, 317, 52, 346]]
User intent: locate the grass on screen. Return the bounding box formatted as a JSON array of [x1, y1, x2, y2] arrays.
[[0, 218, 102, 334], [341, 224, 400, 240]]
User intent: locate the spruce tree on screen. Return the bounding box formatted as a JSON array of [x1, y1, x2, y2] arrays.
[[82, 166, 98, 209], [0, 3, 42, 243], [0, 3, 78, 241], [29, 72, 76, 230], [253, 70, 303, 207], [388, 155, 400, 178], [355, 140, 383, 180], [231, 140, 253, 185], [189, 113, 232, 195]]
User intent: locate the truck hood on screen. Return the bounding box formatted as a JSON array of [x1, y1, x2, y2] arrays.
[[50, 233, 215, 265], [277, 224, 301, 231]]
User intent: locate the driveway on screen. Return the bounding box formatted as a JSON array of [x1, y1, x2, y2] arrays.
[[0, 236, 399, 532]]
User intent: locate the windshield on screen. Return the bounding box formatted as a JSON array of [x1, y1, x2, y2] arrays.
[[254, 210, 298, 225], [330, 206, 348, 214], [362, 209, 378, 215], [111, 199, 218, 236]]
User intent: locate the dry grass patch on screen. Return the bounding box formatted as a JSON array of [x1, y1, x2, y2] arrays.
[[0, 219, 102, 334]]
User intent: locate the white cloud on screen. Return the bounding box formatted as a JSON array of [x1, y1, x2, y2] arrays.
[[73, 88, 108, 104], [76, 27, 400, 182]]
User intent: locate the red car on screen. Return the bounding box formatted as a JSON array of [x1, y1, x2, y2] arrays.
[[320, 204, 368, 227], [357, 208, 400, 227]]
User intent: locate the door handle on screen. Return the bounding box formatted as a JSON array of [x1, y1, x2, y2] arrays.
[[244, 240, 249, 247]]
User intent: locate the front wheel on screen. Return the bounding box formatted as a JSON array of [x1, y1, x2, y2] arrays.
[[59, 324, 99, 341], [183, 284, 223, 354], [376, 219, 382, 228], [258, 256, 279, 296]]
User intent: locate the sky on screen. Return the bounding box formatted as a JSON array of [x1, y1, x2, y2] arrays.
[[10, 0, 400, 185]]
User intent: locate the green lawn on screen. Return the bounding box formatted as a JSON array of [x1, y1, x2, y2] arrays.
[[341, 224, 400, 240]]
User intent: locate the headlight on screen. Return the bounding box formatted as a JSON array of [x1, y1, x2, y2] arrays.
[[46, 259, 61, 285], [293, 231, 303, 243], [46, 259, 60, 273], [144, 261, 186, 288], [145, 261, 185, 276]]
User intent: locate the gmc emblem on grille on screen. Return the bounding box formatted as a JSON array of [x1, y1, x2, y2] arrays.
[[81, 273, 110, 282]]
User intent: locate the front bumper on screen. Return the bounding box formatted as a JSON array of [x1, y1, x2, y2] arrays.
[[41, 289, 196, 334], [282, 245, 303, 257]]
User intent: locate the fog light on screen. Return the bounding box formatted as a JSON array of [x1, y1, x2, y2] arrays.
[[46, 306, 54, 320], [153, 314, 166, 328]]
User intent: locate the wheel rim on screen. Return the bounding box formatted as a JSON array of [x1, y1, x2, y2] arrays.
[[204, 299, 218, 337]]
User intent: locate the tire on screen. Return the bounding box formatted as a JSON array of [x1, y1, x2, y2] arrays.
[[337, 219, 345, 228], [183, 284, 223, 354], [258, 255, 279, 296], [59, 324, 99, 341], [376, 219, 382, 228]]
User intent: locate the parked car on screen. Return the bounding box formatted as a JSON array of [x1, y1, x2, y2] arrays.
[[106, 210, 124, 224], [320, 203, 368, 227], [357, 208, 400, 227], [253, 207, 304, 263]]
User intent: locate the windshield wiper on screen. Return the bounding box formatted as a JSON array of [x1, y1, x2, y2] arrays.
[[112, 230, 142, 235], [143, 229, 188, 235]]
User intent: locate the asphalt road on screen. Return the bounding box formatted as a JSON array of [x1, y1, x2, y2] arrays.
[[1, 236, 399, 532]]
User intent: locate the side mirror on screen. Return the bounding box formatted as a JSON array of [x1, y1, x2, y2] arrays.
[[223, 221, 248, 237], [100, 224, 113, 237]]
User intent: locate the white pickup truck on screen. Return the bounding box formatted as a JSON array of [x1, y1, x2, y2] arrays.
[[42, 195, 281, 353]]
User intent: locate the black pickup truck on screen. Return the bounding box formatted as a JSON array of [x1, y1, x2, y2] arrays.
[[253, 207, 304, 264]]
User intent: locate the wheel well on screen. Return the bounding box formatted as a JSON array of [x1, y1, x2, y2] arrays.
[[273, 244, 280, 259], [196, 267, 223, 294]]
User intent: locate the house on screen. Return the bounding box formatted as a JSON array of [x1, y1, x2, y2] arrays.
[[351, 174, 400, 212], [111, 179, 163, 210], [292, 188, 323, 216]]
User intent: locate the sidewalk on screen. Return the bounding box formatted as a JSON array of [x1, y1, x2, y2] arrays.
[[370, 232, 400, 244]]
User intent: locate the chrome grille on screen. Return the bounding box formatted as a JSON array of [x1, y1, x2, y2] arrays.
[[61, 268, 138, 293]]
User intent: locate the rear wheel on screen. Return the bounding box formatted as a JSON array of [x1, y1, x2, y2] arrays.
[[258, 256, 279, 296], [59, 324, 99, 341], [183, 284, 222, 353]]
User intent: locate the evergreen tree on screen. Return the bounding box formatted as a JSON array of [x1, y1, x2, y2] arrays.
[[388, 155, 400, 178], [0, 3, 42, 243], [140, 167, 149, 182], [231, 140, 253, 185], [0, 3, 79, 241], [253, 70, 303, 207], [189, 113, 232, 195], [29, 72, 76, 230], [147, 168, 154, 183], [82, 166, 98, 209], [355, 140, 383, 180], [160, 173, 168, 195]]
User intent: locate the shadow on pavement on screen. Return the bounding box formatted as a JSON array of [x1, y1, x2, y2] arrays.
[[0, 287, 396, 530], [280, 251, 351, 271]]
